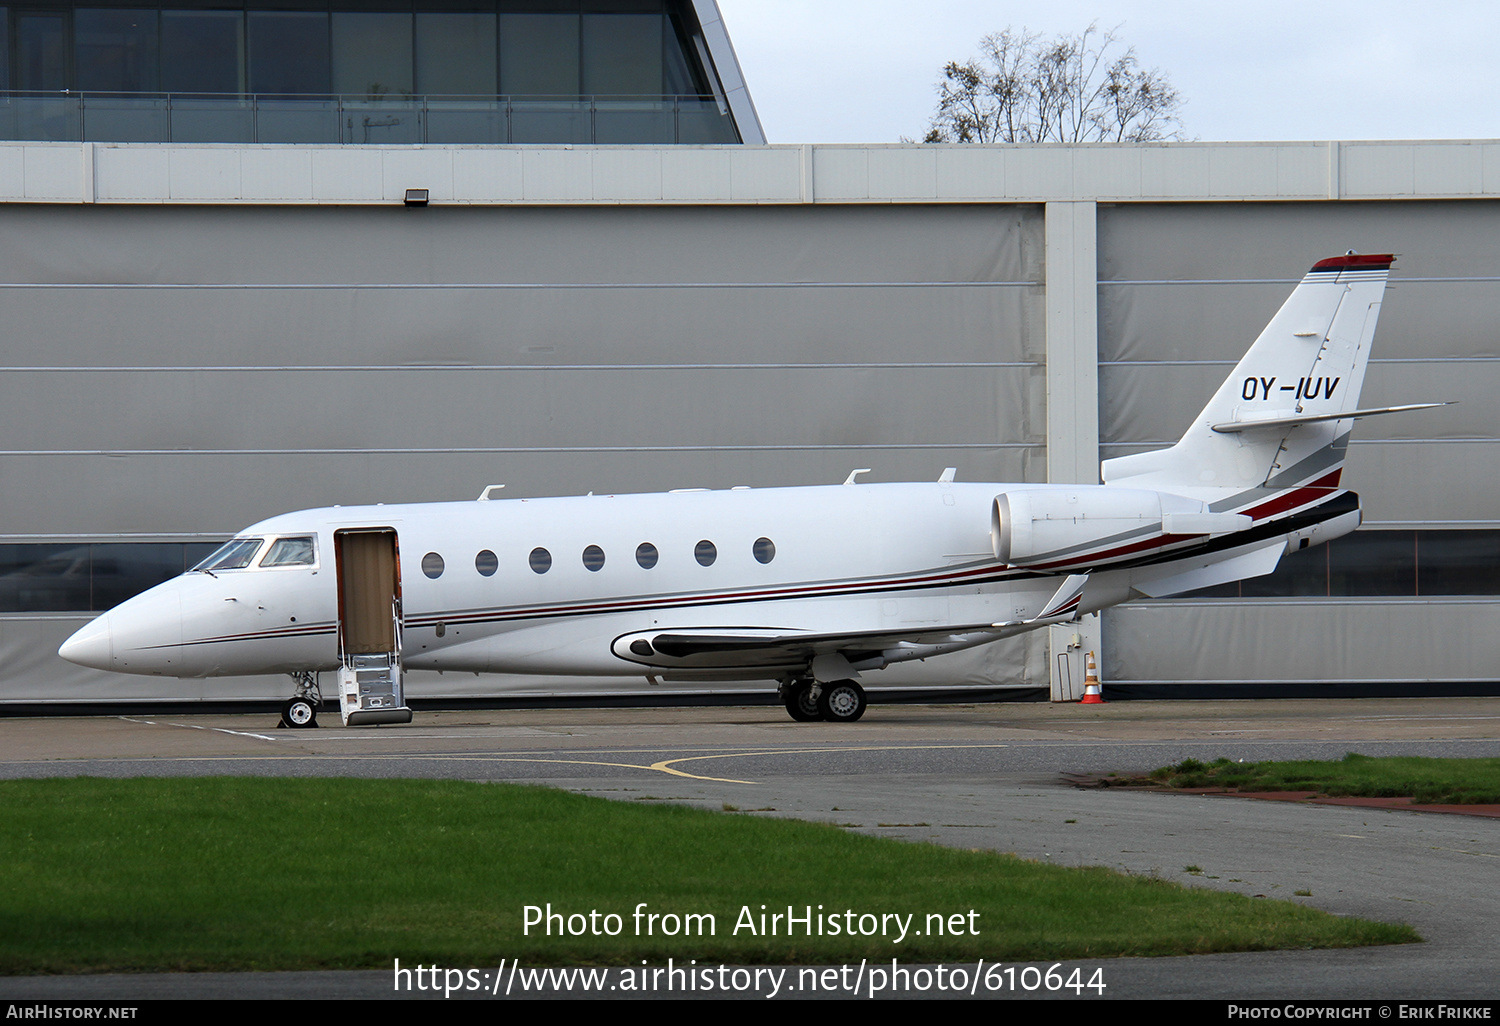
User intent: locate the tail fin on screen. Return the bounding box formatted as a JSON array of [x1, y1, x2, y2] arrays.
[[1102, 253, 1393, 493]]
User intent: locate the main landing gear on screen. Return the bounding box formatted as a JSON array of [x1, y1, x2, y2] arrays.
[[279, 671, 322, 729], [783, 680, 822, 721], [779, 678, 868, 723]]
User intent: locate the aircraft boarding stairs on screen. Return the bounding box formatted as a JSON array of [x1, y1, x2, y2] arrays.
[[338, 598, 413, 726]]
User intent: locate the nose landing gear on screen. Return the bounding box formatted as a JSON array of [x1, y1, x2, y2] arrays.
[[279, 671, 322, 729]]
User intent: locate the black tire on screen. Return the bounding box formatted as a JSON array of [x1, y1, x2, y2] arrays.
[[281, 697, 318, 729], [817, 679, 867, 723], [784, 681, 823, 722]]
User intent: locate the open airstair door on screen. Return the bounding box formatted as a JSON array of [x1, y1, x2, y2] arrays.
[[335, 528, 412, 726]]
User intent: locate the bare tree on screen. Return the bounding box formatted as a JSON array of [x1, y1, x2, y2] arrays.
[[922, 24, 1184, 144]]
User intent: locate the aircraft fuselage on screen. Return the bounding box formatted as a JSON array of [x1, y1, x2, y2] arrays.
[[60, 479, 1358, 683]]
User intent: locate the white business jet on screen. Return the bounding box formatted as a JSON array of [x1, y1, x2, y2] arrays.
[[60, 253, 1441, 727]]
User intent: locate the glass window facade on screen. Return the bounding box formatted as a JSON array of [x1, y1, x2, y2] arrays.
[[581, 13, 662, 95], [0, 1, 740, 144], [248, 11, 330, 95], [0, 542, 219, 614], [1175, 530, 1500, 600], [160, 11, 244, 94], [415, 12, 495, 96], [499, 12, 577, 95], [76, 9, 159, 93], [332, 11, 410, 99], [16, 10, 66, 91]]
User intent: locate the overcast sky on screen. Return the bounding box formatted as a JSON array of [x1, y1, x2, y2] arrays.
[[715, 1, 1500, 144]]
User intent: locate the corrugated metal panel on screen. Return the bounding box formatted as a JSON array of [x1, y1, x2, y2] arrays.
[[1096, 201, 1500, 530], [0, 617, 289, 701], [1342, 142, 1494, 198], [1101, 363, 1492, 449], [1104, 600, 1500, 684], [0, 449, 1044, 540], [1341, 442, 1499, 525], [0, 366, 1044, 454], [0, 286, 1040, 370], [0, 203, 1040, 286], [866, 149, 940, 201], [0, 197, 1046, 585], [1097, 199, 1500, 686], [15, 141, 1500, 207], [1099, 199, 1500, 285], [0, 187, 1048, 705], [726, 147, 802, 202]]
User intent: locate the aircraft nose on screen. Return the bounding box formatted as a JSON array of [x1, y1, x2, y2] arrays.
[[59, 613, 114, 670]]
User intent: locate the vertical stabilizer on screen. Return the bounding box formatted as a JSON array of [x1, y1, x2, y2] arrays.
[[1102, 253, 1393, 494]]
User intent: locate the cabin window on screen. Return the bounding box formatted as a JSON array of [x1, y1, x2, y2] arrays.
[[695, 540, 716, 566], [754, 537, 776, 564], [529, 547, 552, 574], [635, 542, 658, 569], [421, 552, 445, 579], [475, 550, 498, 577], [193, 537, 264, 572], [260, 536, 317, 568], [583, 545, 605, 572]]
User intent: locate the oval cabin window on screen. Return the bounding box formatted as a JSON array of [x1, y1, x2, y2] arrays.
[[695, 540, 717, 566]]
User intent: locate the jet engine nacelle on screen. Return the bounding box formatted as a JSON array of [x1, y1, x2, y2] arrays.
[[991, 487, 1248, 569]]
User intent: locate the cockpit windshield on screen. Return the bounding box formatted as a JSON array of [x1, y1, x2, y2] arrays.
[[191, 537, 265, 572], [260, 536, 317, 568]]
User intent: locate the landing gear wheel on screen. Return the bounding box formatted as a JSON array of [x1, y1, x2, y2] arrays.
[[280, 696, 318, 729], [816, 680, 867, 723], [783, 680, 823, 722]]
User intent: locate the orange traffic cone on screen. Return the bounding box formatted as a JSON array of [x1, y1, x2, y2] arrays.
[[1079, 651, 1105, 704]]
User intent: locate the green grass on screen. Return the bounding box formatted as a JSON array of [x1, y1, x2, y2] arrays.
[[1148, 754, 1500, 804], [0, 777, 1416, 974]]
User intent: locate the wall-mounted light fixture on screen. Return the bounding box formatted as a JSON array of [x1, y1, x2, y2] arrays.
[[403, 188, 429, 207]]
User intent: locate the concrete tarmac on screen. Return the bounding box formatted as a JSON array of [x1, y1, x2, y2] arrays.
[[2, 696, 1498, 1000]]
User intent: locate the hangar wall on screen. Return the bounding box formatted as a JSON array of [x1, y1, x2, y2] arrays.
[[1094, 201, 1499, 685], [0, 201, 1048, 532], [1, 140, 1496, 703], [0, 194, 1052, 701]]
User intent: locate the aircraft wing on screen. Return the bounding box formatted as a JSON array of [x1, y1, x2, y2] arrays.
[[612, 623, 1014, 672], [611, 574, 1089, 673]]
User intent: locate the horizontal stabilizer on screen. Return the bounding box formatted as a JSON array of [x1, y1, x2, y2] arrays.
[[1211, 402, 1452, 434]]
